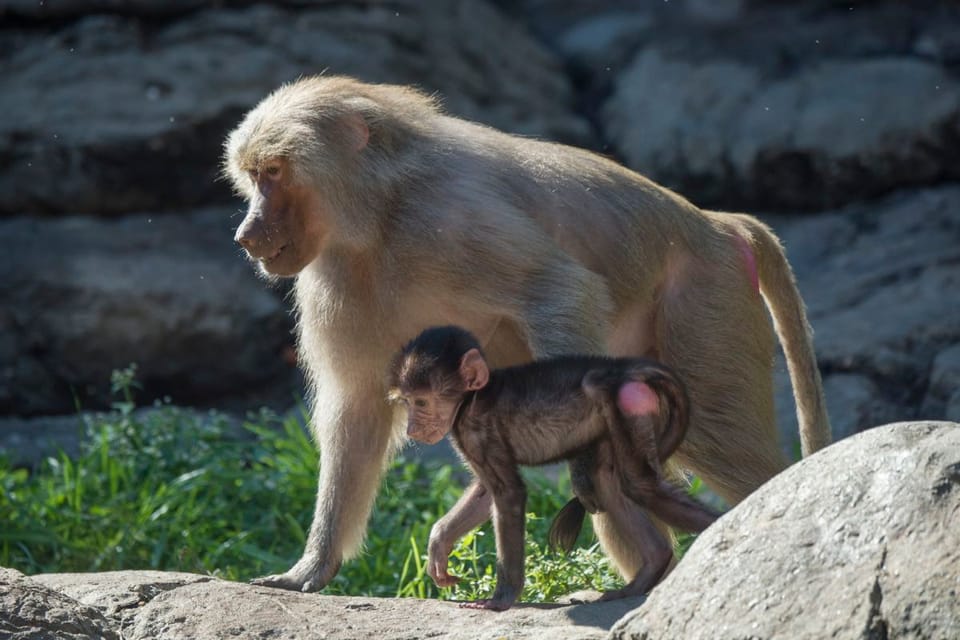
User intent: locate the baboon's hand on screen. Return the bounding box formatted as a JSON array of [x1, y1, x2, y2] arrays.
[[426, 535, 460, 588], [250, 553, 340, 593]]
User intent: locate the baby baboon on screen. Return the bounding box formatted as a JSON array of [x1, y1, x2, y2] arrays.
[[388, 326, 718, 611]]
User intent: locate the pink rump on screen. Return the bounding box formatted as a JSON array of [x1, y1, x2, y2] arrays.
[[617, 381, 658, 416], [733, 233, 760, 294]]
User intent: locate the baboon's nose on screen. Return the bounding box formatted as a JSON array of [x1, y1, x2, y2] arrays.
[[235, 229, 254, 249], [235, 218, 261, 251]]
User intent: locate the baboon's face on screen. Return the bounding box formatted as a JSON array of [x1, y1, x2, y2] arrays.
[[393, 389, 459, 445], [233, 157, 326, 277]]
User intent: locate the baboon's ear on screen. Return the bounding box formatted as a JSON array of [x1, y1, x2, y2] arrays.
[[459, 349, 490, 391], [341, 97, 374, 152]]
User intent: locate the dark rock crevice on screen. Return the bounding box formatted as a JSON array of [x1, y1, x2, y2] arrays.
[[864, 547, 889, 640]]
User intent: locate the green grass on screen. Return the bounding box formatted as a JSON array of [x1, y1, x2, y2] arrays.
[[1, 368, 702, 602]]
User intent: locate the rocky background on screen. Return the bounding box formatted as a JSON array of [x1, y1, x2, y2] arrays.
[[2, 0, 959, 462]]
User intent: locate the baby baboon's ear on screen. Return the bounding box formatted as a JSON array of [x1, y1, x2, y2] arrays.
[[459, 348, 489, 391]]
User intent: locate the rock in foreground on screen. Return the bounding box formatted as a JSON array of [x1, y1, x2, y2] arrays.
[[613, 421, 960, 640], [3, 422, 958, 639], [0, 568, 639, 640]]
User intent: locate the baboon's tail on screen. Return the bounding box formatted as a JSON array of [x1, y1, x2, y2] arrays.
[[638, 363, 692, 464], [735, 215, 832, 456], [547, 497, 586, 553]]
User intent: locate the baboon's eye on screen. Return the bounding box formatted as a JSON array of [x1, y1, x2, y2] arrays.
[[414, 398, 427, 408], [264, 164, 282, 179]]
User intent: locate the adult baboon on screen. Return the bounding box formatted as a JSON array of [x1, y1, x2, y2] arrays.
[[224, 75, 830, 593]]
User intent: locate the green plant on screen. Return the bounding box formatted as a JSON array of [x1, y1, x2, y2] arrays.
[[1, 368, 707, 602]]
